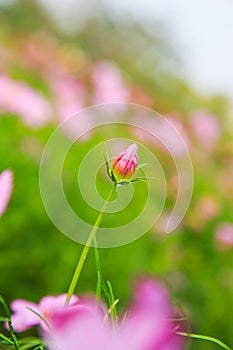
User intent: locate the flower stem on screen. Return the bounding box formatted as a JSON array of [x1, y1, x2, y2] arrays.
[[65, 185, 116, 305], [177, 332, 232, 350]]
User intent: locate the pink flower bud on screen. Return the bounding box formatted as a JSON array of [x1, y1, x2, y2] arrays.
[[112, 143, 138, 180]]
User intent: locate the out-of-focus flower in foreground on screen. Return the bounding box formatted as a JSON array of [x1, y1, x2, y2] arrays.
[[9, 280, 182, 349], [46, 279, 181, 350], [0, 169, 13, 217], [9, 294, 79, 332]]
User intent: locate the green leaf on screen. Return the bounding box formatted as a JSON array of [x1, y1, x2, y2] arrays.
[[107, 281, 118, 325], [96, 270, 102, 300], [0, 332, 14, 345], [94, 242, 119, 326], [0, 295, 19, 349], [0, 316, 9, 322], [94, 245, 111, 302], [18, 337, 45, 350]]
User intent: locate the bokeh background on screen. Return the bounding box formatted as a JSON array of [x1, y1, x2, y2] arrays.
[[1, 1, 233, 349]]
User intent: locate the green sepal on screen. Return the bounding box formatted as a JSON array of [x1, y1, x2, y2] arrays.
[[130, 176, 157, 183], [116, 180, 131, 186], [137, 163, 148, 170], [105, 158, 118, 184]]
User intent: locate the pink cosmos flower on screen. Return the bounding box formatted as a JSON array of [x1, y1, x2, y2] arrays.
[[50, 76, 86, 122], [112, 143, 138, 180], [10, 294, 79, 332], [91, 61, 130, 105], [46, 279, 182, 350], [50, 76, 93, 140], [0, 74, 52, 127], [189, 110, 219, 150], [196, 195, 220, 221], [165, 115, 190, 155], [0, 169, 13, 217], [214, 223, 233, 251]]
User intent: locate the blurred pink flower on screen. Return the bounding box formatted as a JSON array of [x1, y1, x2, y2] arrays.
[[50, 76, 93, 140], [215, 223, 233, 250], [0, 74, 52, 127], [50, 76, 86, 122], [91, 61, 130, 105], [132, 114, 158, 145], [196, 195, 220, 221], [189, 111, 219, 150], [166, 115, 190, 154], [46, 279, 181, 350], [112, 143, 138, 180], [132, 114, 190, 156], [186, 195, 220, 232], [10, 294, 79, 332], [0, 169, 13, 217], [130, 86, 153, 108], [20, 32, 58, 72]]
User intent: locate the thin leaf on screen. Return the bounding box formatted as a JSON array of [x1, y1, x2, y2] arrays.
[[173, 298, 192, 350], [0, 332, 14, 345], [166, 317, 188, 322], [104, 143, 110, 164], [26, 308, 50, 330], [107, 299, 119, 317], [137, 163, 148, 169], [177, 331, 232, 350], [94, 243, 119, 327], [0, 295, 19, 349], [19, 342, 44, 350], [0, 316, 9, 322], [104, 145, 115, 181], [130, 178, 147, 184], [131, 176, 158, 182], [18, 337, 43, 344], [94, 248, 111, 302], [120, 311, 128, 327], [96, 270, 102, 300], [107, 281, 118, 325], [93, 218, 118, 326]]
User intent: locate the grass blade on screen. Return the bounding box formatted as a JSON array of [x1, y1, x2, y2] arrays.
[[177, 331, 232, 350]]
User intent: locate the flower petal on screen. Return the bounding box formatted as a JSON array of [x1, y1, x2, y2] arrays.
[[118, 279, 181, 350], [38, 294, 79, 330], [0, 169, 13, 217], [10, 299, 40, 332], [46, 299, 110, 350]]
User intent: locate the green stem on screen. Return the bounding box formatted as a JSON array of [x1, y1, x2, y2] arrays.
[[177, 332, 232, 350], [65, 185, 116, 305]]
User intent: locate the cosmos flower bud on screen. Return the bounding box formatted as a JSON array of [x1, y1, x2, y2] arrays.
[[112, 143, 138, 181]]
